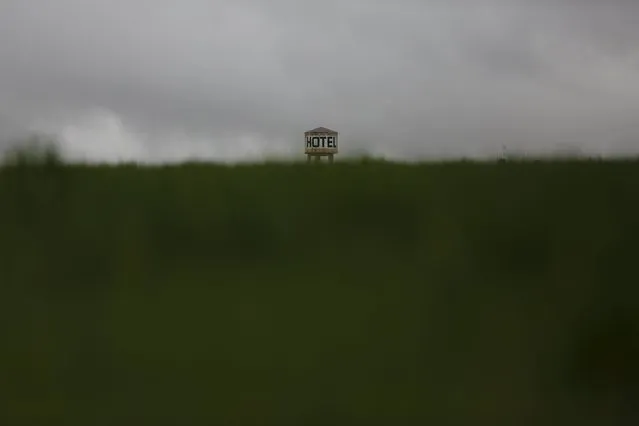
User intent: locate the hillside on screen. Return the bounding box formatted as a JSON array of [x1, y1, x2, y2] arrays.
[[1, 159, 638, 425]]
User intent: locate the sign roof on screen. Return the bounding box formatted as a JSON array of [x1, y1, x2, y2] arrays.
[[305, 126, 337, 134]]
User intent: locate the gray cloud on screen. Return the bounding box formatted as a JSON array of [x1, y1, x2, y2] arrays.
[[1, 0, 639, 162]]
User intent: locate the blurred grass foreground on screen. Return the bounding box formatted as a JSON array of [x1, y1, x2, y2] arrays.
[[1, 143, 639, 425]]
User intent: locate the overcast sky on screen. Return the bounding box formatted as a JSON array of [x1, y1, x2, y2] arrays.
[[1, 0, 639, 162]]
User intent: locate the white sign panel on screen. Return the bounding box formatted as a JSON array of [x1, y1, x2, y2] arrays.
[[305, 133, 338, 154]]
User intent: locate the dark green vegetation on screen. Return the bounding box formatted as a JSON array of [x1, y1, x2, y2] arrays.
[[1, 153, 639, 425]]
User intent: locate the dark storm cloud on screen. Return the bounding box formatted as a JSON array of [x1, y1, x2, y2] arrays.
[[1, 0, 639, 162]]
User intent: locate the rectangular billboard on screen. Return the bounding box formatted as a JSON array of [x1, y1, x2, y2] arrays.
[[305, 133, 338, 154]]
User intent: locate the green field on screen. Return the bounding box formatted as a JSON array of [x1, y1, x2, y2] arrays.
[[1, 156, 638, 425]]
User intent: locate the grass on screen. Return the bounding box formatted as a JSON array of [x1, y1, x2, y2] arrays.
[[1, 152, 639, 425]]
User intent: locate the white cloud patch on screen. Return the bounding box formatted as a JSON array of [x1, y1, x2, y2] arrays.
[[29, 109, 297, 164]]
